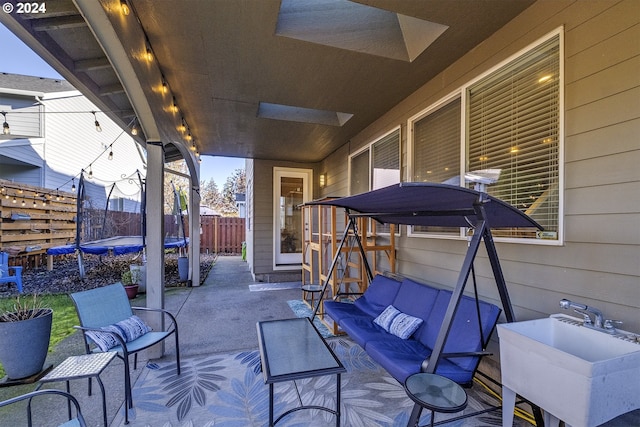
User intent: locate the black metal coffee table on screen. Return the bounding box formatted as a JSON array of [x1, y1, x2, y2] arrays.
[[257, 317, 346, 426]]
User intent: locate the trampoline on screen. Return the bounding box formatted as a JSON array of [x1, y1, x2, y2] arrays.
[[47, 173, 189, 278], [48, 236, 188, 256]]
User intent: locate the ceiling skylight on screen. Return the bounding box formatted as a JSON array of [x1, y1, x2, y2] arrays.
[[258, 102, 353, 126], [276, 0, 449, 62]]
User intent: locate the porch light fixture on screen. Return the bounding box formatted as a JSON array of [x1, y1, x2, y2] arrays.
[[120, 0, 130, 16], [319, 173, 326, 187], [1, 112, 9, 134], [92, 111, 102, 132]]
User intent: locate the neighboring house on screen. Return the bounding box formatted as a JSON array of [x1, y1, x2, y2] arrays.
[[199, 205, 220, 216], [0, 73, 146, 212], [246, 2, 640, 333], [235, 193, 246, 218]]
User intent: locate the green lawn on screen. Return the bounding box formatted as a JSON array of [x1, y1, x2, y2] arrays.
[[0, 294, 79, 378]]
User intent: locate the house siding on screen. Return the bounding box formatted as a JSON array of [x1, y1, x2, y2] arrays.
[[320, 0, 640, 331], [41, 94, 145, 210], [248, 158, 318, 281]]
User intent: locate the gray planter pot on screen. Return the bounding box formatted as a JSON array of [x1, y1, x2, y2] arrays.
[[178, 256, 189, 282], [0, 308, 53, 379]]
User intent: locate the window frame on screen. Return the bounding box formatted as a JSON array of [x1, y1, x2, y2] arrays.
[[407, 28, 564, 245]]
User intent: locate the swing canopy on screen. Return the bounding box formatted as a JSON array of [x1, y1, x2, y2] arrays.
[[307, 182, 542, 229]]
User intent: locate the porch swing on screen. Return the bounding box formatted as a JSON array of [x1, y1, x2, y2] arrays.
[[307, 181, 544, 425]]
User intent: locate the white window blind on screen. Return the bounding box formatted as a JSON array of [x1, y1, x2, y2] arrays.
[[372, 128, 400, 189], [350, 149, 370, 195], [467, 34, 560, 239], [413, 98, 461, 184], [411, 98, 461, 235]]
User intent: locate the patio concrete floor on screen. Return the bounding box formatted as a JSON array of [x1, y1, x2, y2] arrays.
[[1, 255, 638, 426]]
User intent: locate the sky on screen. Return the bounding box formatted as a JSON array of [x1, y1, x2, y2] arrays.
[[0, 23, 244, 186]]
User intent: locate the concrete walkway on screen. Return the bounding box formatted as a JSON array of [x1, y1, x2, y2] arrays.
[[0, 256, 302, 427]]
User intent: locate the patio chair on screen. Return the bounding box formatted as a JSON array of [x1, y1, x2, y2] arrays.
[[0, 251, 23, 293], [70, 283, 181, 422], [0, 389, 87, 427]]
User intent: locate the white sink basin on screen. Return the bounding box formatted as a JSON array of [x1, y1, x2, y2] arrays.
[[498, 314, 640, 427]]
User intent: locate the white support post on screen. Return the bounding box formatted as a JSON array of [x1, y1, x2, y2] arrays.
[[145, 143, 165, 358], [189, 159, 201, 286]]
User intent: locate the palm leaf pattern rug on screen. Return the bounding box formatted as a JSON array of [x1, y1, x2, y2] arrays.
[[112, 337, 532, 427]]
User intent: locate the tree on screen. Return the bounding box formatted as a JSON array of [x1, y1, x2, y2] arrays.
[[200, 178, 222, 211], [218, 169, 246, 216]]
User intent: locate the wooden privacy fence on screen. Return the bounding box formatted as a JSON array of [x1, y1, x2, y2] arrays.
[[0, 179, 76, 269], [1, 179, 244, 269], [200, 216, 245, 254]]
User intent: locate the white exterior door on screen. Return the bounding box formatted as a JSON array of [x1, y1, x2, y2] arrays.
[[273, 167, 312, 268]]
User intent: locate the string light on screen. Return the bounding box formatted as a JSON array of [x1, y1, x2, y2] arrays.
[[1, 112, 9, 135], [71, 179, 76, 192], [92, 111, 102, 132], [21, 198, 25, 207], [120, 0, 130, 15], [12, 196, 16, 204], [172, 97, 179, 113], [108, 148, 114, 160], [88, 166, 93, 179], [162, 79, 168, 94]]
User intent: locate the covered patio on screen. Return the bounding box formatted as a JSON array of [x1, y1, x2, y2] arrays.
[[1, 1, 639, 425]]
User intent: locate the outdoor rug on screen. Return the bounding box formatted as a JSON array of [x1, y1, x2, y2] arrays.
[[287, 300, 334, 338], [111, 337, 533, 427]]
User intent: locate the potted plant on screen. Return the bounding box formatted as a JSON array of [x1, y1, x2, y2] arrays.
[[0, 295, 53, 380], [121, 270, 139, 299]]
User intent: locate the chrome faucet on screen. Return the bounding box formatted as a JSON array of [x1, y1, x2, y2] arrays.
[[559, 298, 605, 329]]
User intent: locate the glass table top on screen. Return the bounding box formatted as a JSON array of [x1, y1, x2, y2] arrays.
[[404, 373, 468, 413], [257, 317, 345, 382]]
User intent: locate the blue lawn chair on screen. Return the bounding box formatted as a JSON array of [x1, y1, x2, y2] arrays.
[[70, 283, 181, 424], [0, 389, 87, 427], [0, 251, 23, 293]]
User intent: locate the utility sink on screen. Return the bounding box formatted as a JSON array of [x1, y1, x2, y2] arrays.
[[498, 314, 640, 427]]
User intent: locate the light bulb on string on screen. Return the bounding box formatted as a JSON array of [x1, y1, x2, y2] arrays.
[[21, 199, 25, 207], [108, 148, 114, 160], [1, 111, 9, 135], [71, 179, 76, 192], [12, 196, 16, 204], [92, 111, 102, 132], [120, 0, 130, 15], [88, 166, 93, 179]]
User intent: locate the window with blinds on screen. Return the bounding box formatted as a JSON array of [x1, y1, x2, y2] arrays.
[[372, 128, 401, 189], [411, 97, 461, 235], [467, 34, 560, 239], [350, 148, 370, 195], [349, 128, 401, 234]]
